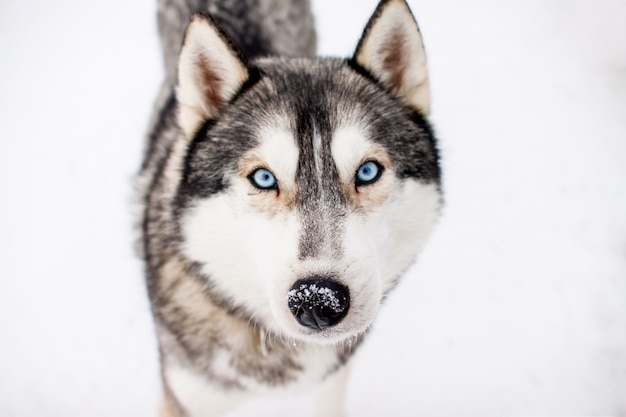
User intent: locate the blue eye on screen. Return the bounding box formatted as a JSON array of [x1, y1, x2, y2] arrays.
[[249, 168, 277, 190], [356, 161, 382, 185]]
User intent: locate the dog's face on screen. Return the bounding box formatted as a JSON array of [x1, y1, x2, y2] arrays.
[[174, 0, 441, 345]]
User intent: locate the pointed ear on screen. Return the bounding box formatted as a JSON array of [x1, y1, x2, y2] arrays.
[[177, 13, 249, 138], [353, 0, 430, 115]]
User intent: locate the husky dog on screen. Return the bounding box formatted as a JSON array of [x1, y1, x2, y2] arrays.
[[138, 0, 442, 415]]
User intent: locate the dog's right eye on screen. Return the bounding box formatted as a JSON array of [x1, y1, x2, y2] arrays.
[[249, 168, 278, 190]]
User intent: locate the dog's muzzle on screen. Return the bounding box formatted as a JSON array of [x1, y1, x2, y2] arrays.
[[287, 278, 350, 330]]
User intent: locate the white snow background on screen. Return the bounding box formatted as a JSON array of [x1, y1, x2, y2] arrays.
[[1, 0, 625, 416]]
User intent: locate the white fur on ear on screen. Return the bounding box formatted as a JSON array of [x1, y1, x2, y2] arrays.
[[354, 0, 430, 115], [177, 13, 249, 138]]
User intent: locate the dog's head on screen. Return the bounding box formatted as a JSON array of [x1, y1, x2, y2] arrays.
[[173, 0, 441, 345]]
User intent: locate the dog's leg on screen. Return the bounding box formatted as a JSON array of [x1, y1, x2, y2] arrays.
[[314, 364, 351, 417]]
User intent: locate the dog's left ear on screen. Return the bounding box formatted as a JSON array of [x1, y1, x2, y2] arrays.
[[353, 0, 430, 115], [177, 13, 250, 138]]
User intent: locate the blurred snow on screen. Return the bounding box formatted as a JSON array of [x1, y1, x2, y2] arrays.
[[0, 0, 624, 416]]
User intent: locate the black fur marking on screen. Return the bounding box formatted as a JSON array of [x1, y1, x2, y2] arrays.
[[346, 57, 382, 90], [230, 65, 263, 102], [176, 66, 263, 209], [288, 71, 348, 260], [345, 58, 441, 184], [178, 119, 221, 199]]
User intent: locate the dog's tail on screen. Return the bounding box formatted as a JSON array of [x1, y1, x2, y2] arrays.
[[156, 0, 317, 81]]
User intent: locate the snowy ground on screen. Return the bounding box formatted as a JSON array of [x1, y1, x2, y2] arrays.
[[1, 0, 625, 416]]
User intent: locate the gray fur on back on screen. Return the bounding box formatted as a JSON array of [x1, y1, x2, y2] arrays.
[[157, 0, 317, 81]]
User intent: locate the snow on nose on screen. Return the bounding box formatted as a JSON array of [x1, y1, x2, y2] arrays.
[[287, 278, 350, 330]]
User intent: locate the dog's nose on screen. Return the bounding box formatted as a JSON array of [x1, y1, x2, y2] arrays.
[[287, 278, 350, 330]]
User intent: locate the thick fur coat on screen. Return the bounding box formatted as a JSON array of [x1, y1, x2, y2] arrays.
[[137, 0, 441, 415]]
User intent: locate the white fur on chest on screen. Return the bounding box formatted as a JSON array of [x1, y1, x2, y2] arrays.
[[166, 344, 342, 417]]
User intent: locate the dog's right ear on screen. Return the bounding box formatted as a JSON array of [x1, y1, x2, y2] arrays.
[[177, 13, 249, 138]]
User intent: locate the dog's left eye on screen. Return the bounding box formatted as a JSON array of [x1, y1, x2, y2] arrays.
[[249, 168, 278, 190], [355, 161, 383, 186]]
